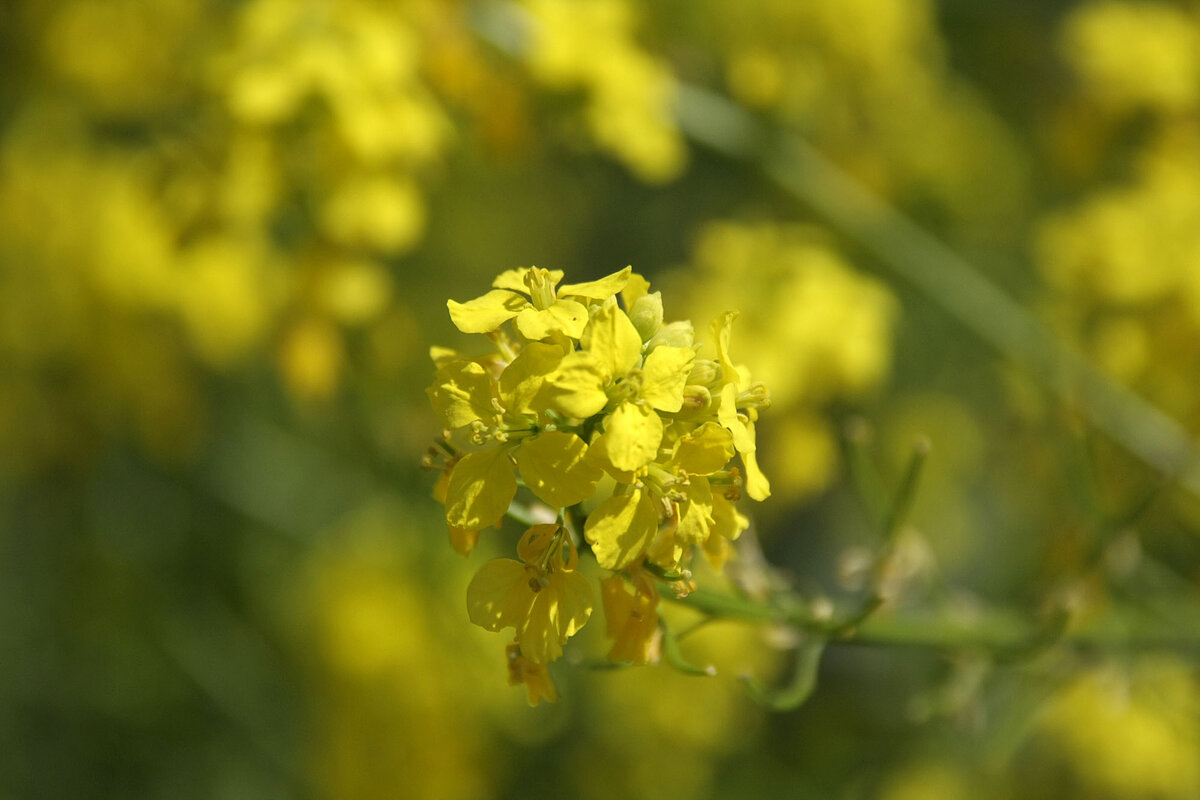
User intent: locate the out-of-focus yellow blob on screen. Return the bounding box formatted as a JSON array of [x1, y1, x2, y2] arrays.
[[279, 318, 345, 402], [521, 0, 686, 182], [176, 236, 280, 368], [1036, 659, 1200, 799], [1061, 1, 1200, 114]]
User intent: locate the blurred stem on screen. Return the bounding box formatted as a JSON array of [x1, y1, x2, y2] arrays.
[[671, 587, 1200, 656], [673, 85, 1200, 502]]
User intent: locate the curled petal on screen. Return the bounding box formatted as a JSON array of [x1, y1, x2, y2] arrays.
[[558, 266, 632, 301]]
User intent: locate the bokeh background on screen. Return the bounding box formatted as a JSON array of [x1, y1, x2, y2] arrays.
[[4, 0, 1200, 797]]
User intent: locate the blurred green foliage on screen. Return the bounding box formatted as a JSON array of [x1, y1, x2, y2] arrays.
[[4, 0, 1200, 798]]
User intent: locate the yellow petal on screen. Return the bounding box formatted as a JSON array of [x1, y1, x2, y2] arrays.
[[506, 643, 558, 705], [671, 421, 735, 475], [601, 575, 660, 665], [517, 431, 604, 508], [499, 341, 565, 415], [448, 525, 480, 556], [711, 492, 750, 542], [719, 383, 756, 454], [558, 266, 632, 300], [582, 302, 642, 379], [620, 271, 652, 309], [539, 350, 610, 418], [493, 267, 563, 293], [585, 488, 659, 570], [467, 558, 532, 631], [447, 289, 525, 333], [742, 445, 772, 501], [427, 360, 497, 430], [710, 310, 740, 385], [600, 401, 664, 472], [515, 299, 588, 340], [640, 345, 693, 412], [675, 478, 714, 545], [520, 569, 594, 663], [445, 448, 518, 531]]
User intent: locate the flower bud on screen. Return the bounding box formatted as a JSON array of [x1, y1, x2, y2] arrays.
[[646, 320, 694, 350], [628, 291, 664, 341]]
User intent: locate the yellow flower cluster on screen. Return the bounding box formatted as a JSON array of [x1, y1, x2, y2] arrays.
[[519, 0, 687, 183], [704, 0, 1025, 225], [663, 221, 895, 500], [1039, 3, 1200, 429], [1060, 0, 1200, 115], [427, 266, 770, 702]]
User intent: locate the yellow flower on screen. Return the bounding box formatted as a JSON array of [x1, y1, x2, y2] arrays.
[[466, 524, 594, 664], [710, 312, 772, 501], [428, 339, 604, 544], [601, 571, 661, 665], [506, 642, 558, 706], [446, 265, 631, 339]]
